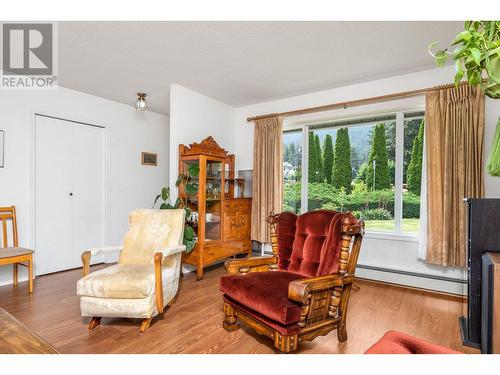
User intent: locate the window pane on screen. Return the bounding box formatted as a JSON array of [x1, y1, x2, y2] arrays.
[[283, 131, 302, 213], [306, 121, 396, 232], [402, 117, 424, 233]]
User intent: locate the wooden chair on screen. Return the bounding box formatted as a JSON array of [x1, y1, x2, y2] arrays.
[[220, 210, 364, 353], [0, 206, 34, 293]]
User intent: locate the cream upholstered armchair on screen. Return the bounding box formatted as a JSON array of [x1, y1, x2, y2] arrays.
[[76, 209, 185, 333]]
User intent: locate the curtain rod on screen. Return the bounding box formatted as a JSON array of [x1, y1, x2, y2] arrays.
[[246, 82, 467, 122]]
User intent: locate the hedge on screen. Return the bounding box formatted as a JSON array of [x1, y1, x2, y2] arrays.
[[284, 182, 421, 218]]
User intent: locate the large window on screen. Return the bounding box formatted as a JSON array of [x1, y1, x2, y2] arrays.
[[283, 130, 303, 213], [282, 111, 424, 234]]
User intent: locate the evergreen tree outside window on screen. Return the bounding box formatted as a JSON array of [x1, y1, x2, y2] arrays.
[[283, 130, 303, 213], [332, 128, 352, 193], [365, 124, 391, 191], [323, 134, 334, 184], [285, 110, 424, 234]]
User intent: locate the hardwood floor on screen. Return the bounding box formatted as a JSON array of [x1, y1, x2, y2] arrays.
[[0, 264, 478, 354]]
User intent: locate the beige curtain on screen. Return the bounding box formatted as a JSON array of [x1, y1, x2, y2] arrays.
[[251, 116, 283, 243], [425, 84, 485, 267]]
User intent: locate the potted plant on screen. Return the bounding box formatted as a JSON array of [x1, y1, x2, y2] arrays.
[[429, 21, 500, 98], [153, 163, 199, 252]]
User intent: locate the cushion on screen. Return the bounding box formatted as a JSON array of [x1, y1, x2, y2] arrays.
[[0, 247, 34, 259], [365, 330, 462, 354], [276, 212, 297, 271], [80, 294, 157, 319], [277, 210, 354, 278], [223, 295, 300, 336], [77, 264, 155, 299], [220, 271, 304, 325], [119, 209, 184, 265]]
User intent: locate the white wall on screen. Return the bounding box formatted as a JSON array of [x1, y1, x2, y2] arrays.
[[169, 84, 236, 201], [0, 86, 169, 285], [233, 66, 500, 294]]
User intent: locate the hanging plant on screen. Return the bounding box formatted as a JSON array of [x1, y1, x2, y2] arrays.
[[429, 21, 500, 98], [153, 163, 199, 252]]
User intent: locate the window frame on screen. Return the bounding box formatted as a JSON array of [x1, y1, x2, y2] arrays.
[[283, 109, 425, 240]]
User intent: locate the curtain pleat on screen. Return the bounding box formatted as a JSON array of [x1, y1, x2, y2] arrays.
[[251, 116, 283, 243], [425, 84, 484, 267]]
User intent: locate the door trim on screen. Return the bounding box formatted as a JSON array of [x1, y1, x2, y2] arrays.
[[29, 112, 111, 275], [34, 113, 105, 129]]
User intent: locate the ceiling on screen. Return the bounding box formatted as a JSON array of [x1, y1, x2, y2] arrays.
[[58, 21, 463, 115]]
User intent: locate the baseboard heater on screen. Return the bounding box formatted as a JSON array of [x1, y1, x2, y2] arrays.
[[260, 251, 466, 285], [356, 264, 466, 284]]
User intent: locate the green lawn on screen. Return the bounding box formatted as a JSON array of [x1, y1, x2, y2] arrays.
[[364, 218, 420, 233]]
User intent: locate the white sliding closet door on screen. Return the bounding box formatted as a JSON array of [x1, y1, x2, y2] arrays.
[[35, 115, 105, 275]]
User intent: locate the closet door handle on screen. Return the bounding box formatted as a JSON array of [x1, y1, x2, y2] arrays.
[[69, 192, 73, 196]]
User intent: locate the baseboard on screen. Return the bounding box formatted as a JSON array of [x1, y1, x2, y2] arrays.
[[356, 265, 466, 296], [181, 259, 226, 274], [0, 276, 35, 287]]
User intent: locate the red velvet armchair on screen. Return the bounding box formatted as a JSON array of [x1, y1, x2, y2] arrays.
[[365, 331, 462, 354], [220, 210, 364, 353]]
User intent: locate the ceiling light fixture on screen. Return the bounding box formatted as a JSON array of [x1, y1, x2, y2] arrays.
[[134, 92, 149, 111]]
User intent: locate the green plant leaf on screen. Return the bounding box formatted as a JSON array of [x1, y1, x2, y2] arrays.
[[185, 183, 198, 195], [175, 174, 185, 187], [470, 48, 482, 65], [467, 68, 481, 85], [452, 46, 463, 58], [160, 203, 168, 209], [184, 238, 196, 252], [161, 187, 169, 201], [454, 60, 464, 85], [188, 163, 200, 177], [184, 207, 191, 220], [184, 226, 195, 240], [153, 194, 161, 208], [451, 30, 472, 45], [428, 41, 439, 52], [174, 197, 182, 208], [435, 50, 447, 67]]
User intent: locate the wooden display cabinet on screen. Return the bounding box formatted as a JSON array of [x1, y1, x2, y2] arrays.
[[179, 137, 252, 280]]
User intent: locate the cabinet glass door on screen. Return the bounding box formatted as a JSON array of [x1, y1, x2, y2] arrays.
[[205, 159, 222, 241], [181, 158, 200, 242]]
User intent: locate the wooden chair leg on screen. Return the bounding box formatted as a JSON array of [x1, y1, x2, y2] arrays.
[[140, 318, 153, 333], [13, 263, 18, 286], [28, 255, 33, 293], [337, 321, 348, 342], [88, 317, 101, 330], [274, 333, 298, 353], [167, 295, 177, 307], [222, 302, 240, 332]]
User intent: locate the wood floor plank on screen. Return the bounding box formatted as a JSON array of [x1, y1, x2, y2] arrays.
[[0, 264, 478, 354]]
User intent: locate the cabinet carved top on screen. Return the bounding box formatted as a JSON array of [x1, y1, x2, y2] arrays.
[[179, 136, 228, 157]]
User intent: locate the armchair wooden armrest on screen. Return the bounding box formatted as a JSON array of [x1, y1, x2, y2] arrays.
[[153, 245, 185, 314], [288, 274, 343, 304], [81, 245, 123, 277], [224, 255, 278, 274], [288, 273, 355, 327], [154, 245, 186, 313], [154, 252, 164, 314]]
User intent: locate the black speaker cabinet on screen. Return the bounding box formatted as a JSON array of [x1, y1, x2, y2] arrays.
[[482, 253, 500, 353], [460, 198, 500, 351]]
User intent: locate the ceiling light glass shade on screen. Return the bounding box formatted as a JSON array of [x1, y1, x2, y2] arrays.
[[134, 92, 149, 111]]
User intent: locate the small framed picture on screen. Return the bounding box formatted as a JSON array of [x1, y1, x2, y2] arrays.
[[0, 130, 4, 168], [141, 152, 157, 166]]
